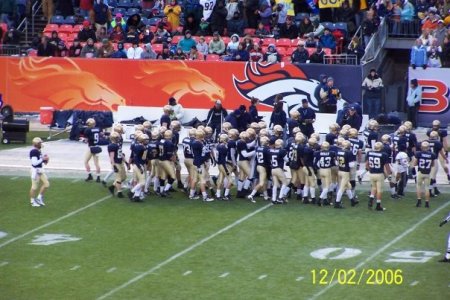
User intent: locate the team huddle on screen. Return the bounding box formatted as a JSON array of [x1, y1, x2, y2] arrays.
[[29, 113, 449, 212]]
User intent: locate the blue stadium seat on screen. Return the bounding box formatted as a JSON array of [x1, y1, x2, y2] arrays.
[[126, 8, 140, 16], [64, 15, 76, 25], [117, 0, 132, 8], [113, 7, 126, 16], [141, 8, 153, 18], [130, 0, 141, 8], [148, 17, 161, 26], [109, 0, 118, 7], [295, 13, 309, 21], [51, 15, 65, 24], [321, 22, 334, 30], [334, 22, 348, 33]]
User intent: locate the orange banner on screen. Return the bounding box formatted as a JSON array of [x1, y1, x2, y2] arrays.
[[0, 57, 362, 113]]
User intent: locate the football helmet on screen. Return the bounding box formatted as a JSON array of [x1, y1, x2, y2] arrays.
[[274, 139, 284, 148], [171, 120, 181, 132], [397, 125, 406, 136], [260, 136, 270, 146], [143, 121, 152, 129], [349, 128, 358, 138], [110, 132, 121, 143], [273, 125, 283, 134], [381, 134, 391, 143], [239, 131, 249, 141], [246, 128, 256, 138], [222, 122, 232, 133], [403, 121, 412, 131], [163, 105, 173, 113], [196, 129, 205, 139], [164, 130, 173, 140], [321, 141, 330, 151], [228, 129, 239, 139], [86, 118, 96, 127], [368, 120, 379, 131], [258, 121, 267, 129], [295, 133, 305, 144], [308, 138, 317, 147], [429, 131, 439, 140], [259, 129, 269, 137], [219, 134, 228, 143], [113, 124, 124, 134], [32, 137, 43, 148], [135, 124, 144, 132], [432, 120, 440, 129], [374, 142, 383, 151], [290, 111, 300, 119], [151, 130, 159, 140], [342, 140, 351, 150], [137, 134, 149, 143], [421, 141, 430, 151], [292, 127, 300, 135], [188, 128, 197, 137]]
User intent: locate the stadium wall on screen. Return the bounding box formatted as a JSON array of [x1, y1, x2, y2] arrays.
[[0, 57, 363, 114]]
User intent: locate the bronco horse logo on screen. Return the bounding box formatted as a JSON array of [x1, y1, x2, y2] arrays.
[[233, 62, 327, 112]]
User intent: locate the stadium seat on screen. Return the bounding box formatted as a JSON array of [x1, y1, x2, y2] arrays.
[[148, 17, 161, 26], [295, 13, 309, 22], [113, 7, 126, 16], [118, 0, 132, 8], [73, 24, 83, 32], [323, 48, 332, 55], [43, 32, 52, 38], [171, 35, 182, 44], [222, 36, 230, 44], [282, 56, 291, 62], [276, 38, 291, 48], [109, 0, 118, 7], [28, 49, 37, 56], [306, 47, 315, 56], [334, 22, 348, 33], [252, 37, 260, 45], [206, 54, 220, 61], [321, 22, 334, 30], [244, 28, 256, 36], [43, 24, 59, 33], [141, 8, 153, 18], [204, 36, 213, 44], [64, 16, 76, 25], [126, 8, 140, 16], [286, 47, 295, 56], [51, 15, 65, 24], [277, 47, 286, 56], [153, 43, 163, 54], [262, 37, 276, 46], [95, 42, 102, 48], [67, 33, 77, 41], [58, 24, 73, 33], [58, 33, 68, 41]]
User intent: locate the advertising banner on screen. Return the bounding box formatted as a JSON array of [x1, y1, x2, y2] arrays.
[[0, 57, 362, 114], [318, 0, 345, 9], [409, 67, 450, 126]]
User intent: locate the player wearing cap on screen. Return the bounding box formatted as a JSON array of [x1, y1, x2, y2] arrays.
[[206, 100, 228, 141], [297, 99, 316, 138]]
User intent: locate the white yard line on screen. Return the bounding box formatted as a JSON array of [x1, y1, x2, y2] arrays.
[[219, 272, 229, 278], [96, 203, 272, 300], [410, 281, 419, 286], [296, 276, 304, 282], [107, 267, 117, 273], [71, 178, 82, 183], [70, 265, 80, 271], [0, 195, 112, 249], [10, 177, 18, 180], [310, 201, 450, 300], [182, 270, 192, 276], [258, 274, 267, 280], [0, 262, 9, 267], [34, 263, 44, 269]]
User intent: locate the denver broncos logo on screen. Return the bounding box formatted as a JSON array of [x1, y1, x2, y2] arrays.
[[9, 57, 126, 111], [233, 62, 321, 112], [135, 61, 225, 106]]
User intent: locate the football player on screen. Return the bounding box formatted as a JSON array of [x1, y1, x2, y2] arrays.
[[270, 125, 284, 145], [314, 141, 336, 206], [216, 134, 232, 200], [427, 120, 450, 183], [29, 137, 50, 207], [145, 130, 160, 194], [358, 120, 379, 183], [107, 132, 126, 198], [325, 123, 340, 146], [182, 128, 197, 191], [348, 128, 363, 198], [248, 136, 271, 203], [129, 134, 148, 202], [170, 120, 185, 189], [395, 144, 409, 197], [102, 124, 125, 186], [227, 129, 239, 186], [269, 139, 290, 204], [236, 131, 255, 198], [84, 118, 102, 182], [412, 141, 435, 208], [335, 140, 356, 208], [190, 129, 214, 202], [160, 105, 172, 128], [366, 142, 391, 211], [158, 130, 177, 197], [203, 126, 216, 196], [221, 122, 232, 135], [404, 121, 417, 179], [288, 133, 306, 200], [287, 111, 301, 138], [301, 138, 317, 204], [427, 131, 447, 196], [438, 211, 450, 263]]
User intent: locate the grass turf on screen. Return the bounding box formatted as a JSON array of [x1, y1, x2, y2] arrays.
[[0, 131, 70, 150], [0, 176, 449, 300]]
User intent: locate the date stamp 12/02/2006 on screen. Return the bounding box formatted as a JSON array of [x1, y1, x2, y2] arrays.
[[311, 269, 404, 286]]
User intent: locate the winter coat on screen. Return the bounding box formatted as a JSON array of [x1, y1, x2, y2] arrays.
[[291, 49, 309, 63], [319, 34, 336, 51], [164, 4, 182, 29], [410, 45, 427, 66], [209, 39, 226, 54], [362, 75, 383, 98]]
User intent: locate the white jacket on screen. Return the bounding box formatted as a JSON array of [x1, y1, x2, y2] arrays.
[[170, 103, 185, 123], [127, 47, 143, 59]]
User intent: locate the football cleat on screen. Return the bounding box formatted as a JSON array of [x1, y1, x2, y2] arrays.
[[202, 197, 214, 202], [322, 199, 330, 206], [316, 198, 322, 206], [108, 186, 115, 195], [351, 198, 359, 207], [425, 201, 430, 208], [222, 195, 231, 201], [247, 195, 256, 203], [35, 197, 45, 206], [416, 200, 422, 207], [117, 192, 124, 198], [391, 194, 400, 199], [96, 176, 101, 183], [189, 195, 200, 200], [102, 180, 107, 187], [177, 182, 184, 189], [434, 188, 441, 195], [368, 197, 374, 209], [85, 174, 93, 182], [31, 200, 41, 207], [127, 191, 133, 200], [375, 205, 385, 211], [311, 197, 316, 205], [296, 194, 303, 200], [438, 257, 450, 263], [263, 196, 270, 201], [334, 202, 344, 209], [302, 197, 309, 204]]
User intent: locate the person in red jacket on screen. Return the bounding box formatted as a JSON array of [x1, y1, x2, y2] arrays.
[[80, 0, 94, 18]]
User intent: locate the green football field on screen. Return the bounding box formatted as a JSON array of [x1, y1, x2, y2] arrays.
[[0, 176, 449, 300]]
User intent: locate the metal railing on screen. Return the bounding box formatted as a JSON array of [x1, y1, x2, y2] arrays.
[[0, 45, 25, 56], [323, 54, 359, 65], [361, 18, 388, 65], [386, 16, 421, 38], [16, 17, 29, 44], [32, 0, 43, 35]]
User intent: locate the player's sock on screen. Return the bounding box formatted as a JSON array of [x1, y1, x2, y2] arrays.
[[144, 176, 152, 193], [336, 189, 343, 203], [153, 177, 160, 192], [250, 189, 257, 197], [189, 189, 195, 198], [272, 186, 278, 202], [346, 190, 353, 199], [243, 179, 251, 190], [320, 188, 328, 200], [133, 184, 142, 197], [390, 187, 396, 195], [237, 180, 243, 192], [216, 190, 221, 198], [202, 192, 208, 198], [164, 183, 172, 192], [225, 189, 230, 197], [303, 187, 309, 197], [310, 187, 316, 199], [296, 188, 302, 195], [30, 198, 35, 203]]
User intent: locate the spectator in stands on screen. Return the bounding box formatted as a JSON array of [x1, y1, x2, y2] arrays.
[[37, 36, 54, 56], [227, 11, 245, 37], [0, 25, 4, 44], [183, 14, 199, 35], [49, 30, 61, 48], [98, 38, 114, 58], [158, 44, 173, 59], [164, 0, 182, 32], [319, 28, 336, 52], [376, 0, 394, 18], [232, 43, 249, 61], [410, 38, 428, 69], [110, 13, 126, 32], [210, 1, 228, 36], [419, 29, 434, 46], [416, 0, 429, 17], [226, 0, 239, 22], [406, 78, 422, 128], [242, 35, 254, 51], [3, 28, 21, 45], [173, 46, 186, 59], [126, 13, 145, 33], [434, 20, 447, 46], [248, 97, 261, 123], [305, 35, 317, 48], [178, 30, 197, 53], [69, 39, 83, 57], [226, 34, 240, 55], [422, 10, 440, 32], [110, 24, 125, 43], [280, 16, 298, 39], [400, 0, 415, 22], [80, 0, 94, 18], [314, 74, 328, 113], [125, 26, 140, 44], [96, 27, 109, 42], [59, 0, 74, 18], [196, 36, 209, 56], [110, 42, 128, 58], [427, 40, 443, 67], [91, 0, 111, 34], [155, 24, 171, 44], [362, 10, 377, 46], [41, 0, 53, 24], [291, 41, 309, 63], [78, 20, 97, 42], [255, 21, 270, 37], [245, 0, 259, 29], [306, 18, 324, 38], [140, 43, 157, 59], [272, 25, 280, 39], [209, 32, 226, 55], [142, 0, 156, 9], [55, 40, 69, 57], [81, 38, 98, 58], [347, 36, 365, 63], [309, 45, 325, 63], [257, 2, 272, 32], [443, 32, 450, 67], [264, 44, 281, 63], [320, 77, 341, 114], [249, 43, 264, 62], [335, 0, 356, 34], [274, 2, 288, 28], [362, 69, 384, 119], [206, 100, 228, 138], [142, 27, 154, 44], [299, 16, 314, 37], [188, 45, 203, 60], [127, 41, 143, 59]]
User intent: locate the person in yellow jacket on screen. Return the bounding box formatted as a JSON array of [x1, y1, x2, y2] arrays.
[[164, 0, 182, 32]]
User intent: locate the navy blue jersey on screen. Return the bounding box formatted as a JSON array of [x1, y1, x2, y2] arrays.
[[427, 129, 448, 143], [287, 118, 300, 137], [302, 145, 315, 167], [216, 144, 228, 165], [237, 140, 249, 161], [85, 127, 100, 146], [405, 132, 417, 153], [255, 145, 270, 167], [367, 151, 389, 174], [269, 148, 287, 169], [382, 143, 393, 163], [192, 140, 205, 168], [363, 129, 378, 150], [227, 140, 237, 162], [348, 138, 364, 161], [159, 140, 175, 161], [336, 149, 352, 172], [133, 144, 147, 167], [314, 150, 336, 169], [160, 114, 170, 126], [108, 143, 123, 164], [393, 135, 408, 152], [182, 137, 194, 159], [30, 148, 43, 168], [325, 133, 338, 145], [415, 151, 436, 174], [172, 131, 180, 146], [288, 143, 304, 169], [147, 140, 159, 160], [427, 139, 443, 156]]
